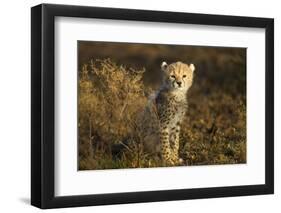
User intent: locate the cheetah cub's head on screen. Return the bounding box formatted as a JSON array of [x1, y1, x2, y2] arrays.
[[161, 61, 195, 91]]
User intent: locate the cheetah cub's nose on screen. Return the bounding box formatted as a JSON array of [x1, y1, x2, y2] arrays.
[[177, 81, 182, 86]]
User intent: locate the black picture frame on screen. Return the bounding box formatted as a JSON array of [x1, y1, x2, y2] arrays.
[[31, 3, 274, 209]]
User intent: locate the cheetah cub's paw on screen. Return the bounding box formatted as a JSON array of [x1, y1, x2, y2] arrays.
[[178, 158, 184, 164]]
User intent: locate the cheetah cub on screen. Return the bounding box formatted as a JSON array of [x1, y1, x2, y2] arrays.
[[144, 61, 195, 166]]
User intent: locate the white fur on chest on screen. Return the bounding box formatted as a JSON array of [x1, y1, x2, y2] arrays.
[[166, 91, 188, 128], [167, 105, 186, 129]]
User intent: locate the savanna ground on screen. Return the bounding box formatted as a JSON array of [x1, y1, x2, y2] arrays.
[[78, 41, 246, 170]]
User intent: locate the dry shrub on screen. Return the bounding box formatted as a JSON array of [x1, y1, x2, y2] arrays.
[[78, 59, 149, 169]]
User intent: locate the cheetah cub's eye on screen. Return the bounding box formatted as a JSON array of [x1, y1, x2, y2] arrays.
[[170, 75, 176, 79], [183, 75, 187, 78]]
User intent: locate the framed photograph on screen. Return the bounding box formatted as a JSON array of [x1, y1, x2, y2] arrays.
[[31, 4, 274, 209]]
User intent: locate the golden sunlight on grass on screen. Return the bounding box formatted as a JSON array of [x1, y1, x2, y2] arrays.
[[78, 42, 246, 170]]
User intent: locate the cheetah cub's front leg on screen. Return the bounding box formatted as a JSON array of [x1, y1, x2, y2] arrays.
[[169, 123, 181, 163], [160, 123, 181, 166], [159, 126, 174, 165]]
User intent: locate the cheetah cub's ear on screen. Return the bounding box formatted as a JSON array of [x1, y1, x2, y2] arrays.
[[189, 64, 195, 72], [161, 61, 168, 72]]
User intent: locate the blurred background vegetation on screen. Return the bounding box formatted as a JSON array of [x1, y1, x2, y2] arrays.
[[78, 41, 246, 170]]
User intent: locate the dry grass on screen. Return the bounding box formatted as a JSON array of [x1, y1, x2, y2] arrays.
[[78, 43, 246, 170]]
